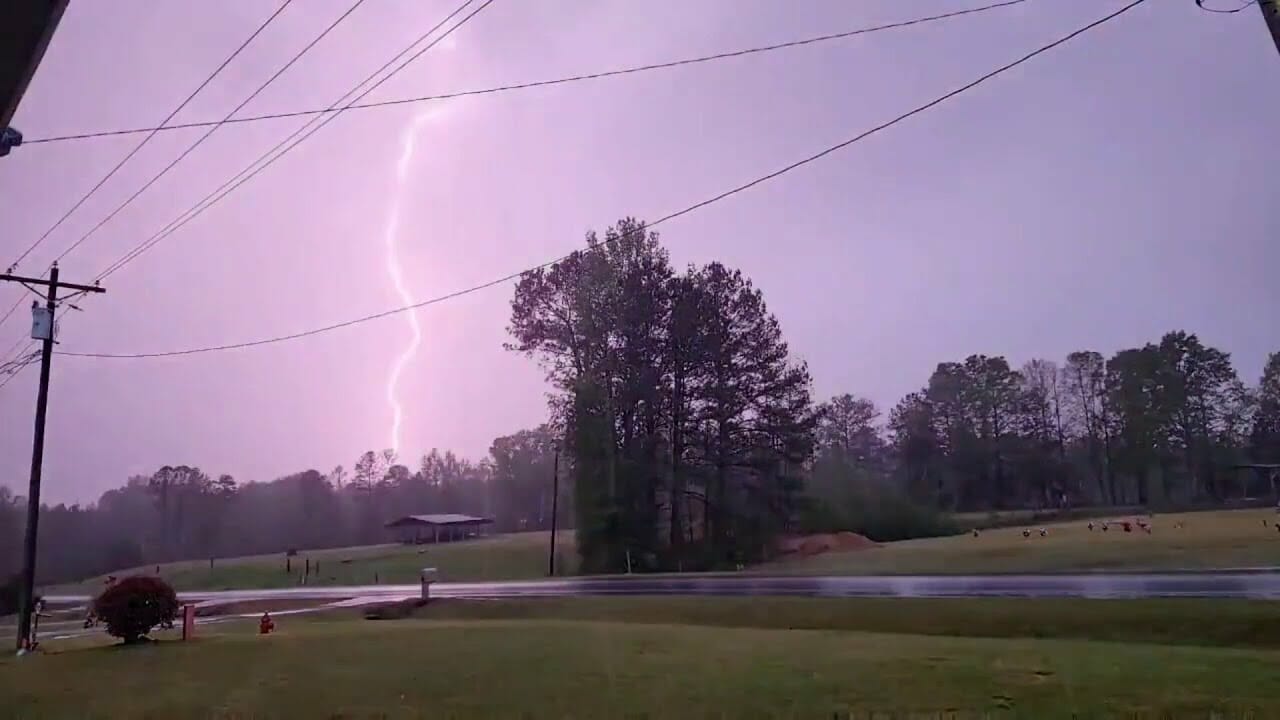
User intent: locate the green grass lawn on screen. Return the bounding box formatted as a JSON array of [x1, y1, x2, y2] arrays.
[[769, 507, 1280, 575], [48, 531, 576, 594], [410, 595, 1280, 649], [6, 597, 1280, 718]]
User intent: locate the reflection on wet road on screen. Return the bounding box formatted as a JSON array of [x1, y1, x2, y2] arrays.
[[44, 570, 1280, 607]]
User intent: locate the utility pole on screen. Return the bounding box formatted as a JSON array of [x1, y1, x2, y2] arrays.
[[0, 263, 104, 652], [548, 441, 560, 576]]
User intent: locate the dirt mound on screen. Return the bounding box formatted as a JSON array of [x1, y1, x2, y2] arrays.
[[777, 532, 879, 557]]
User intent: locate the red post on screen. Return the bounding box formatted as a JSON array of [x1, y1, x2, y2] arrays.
[[181, 604, 195, 641]]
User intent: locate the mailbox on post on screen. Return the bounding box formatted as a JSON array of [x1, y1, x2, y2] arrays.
[[420, 568, 438, 601]]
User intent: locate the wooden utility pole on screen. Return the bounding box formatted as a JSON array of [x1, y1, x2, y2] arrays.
[[0, 264, 104, 652], [548, 442, 560, 576]]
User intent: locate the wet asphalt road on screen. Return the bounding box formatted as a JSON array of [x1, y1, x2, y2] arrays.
[[44, 571, 1280, 606]]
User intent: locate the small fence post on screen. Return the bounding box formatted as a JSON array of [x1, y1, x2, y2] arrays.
[[181, 605, 195, 641]]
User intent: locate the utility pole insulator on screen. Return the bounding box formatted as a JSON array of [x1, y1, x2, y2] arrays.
[[0, 127, 21, 158]]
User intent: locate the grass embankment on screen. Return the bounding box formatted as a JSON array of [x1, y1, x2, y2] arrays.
[[770, 508, 1280, 575], [50, 531, 576, 593], [6, 597, 1280, 718], [48, 508, 1280, 595]]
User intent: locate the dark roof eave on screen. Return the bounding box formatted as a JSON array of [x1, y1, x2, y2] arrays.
[[1, 0, 70, 128], [385, 516, 495, 528]]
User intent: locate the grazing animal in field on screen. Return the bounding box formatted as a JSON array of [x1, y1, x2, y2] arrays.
[[1038, 528, 1047, 537], [1022, 529, 1030, 538], [1088, 522, 1095, 531], [972, 529, 980, 538]]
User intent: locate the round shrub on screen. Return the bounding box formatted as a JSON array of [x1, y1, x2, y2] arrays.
[[92, 575, 179, 643]]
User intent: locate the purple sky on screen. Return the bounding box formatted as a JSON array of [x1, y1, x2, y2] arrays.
[[1, 0, 1277, 505]]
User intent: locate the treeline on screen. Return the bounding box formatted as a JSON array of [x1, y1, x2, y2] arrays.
[[885, 337, 1279, 510], [3, 217, 1278, 584], [0, 430, 569, 585], [809, 345, 1280, 539], [506, 219, 1280, 573]]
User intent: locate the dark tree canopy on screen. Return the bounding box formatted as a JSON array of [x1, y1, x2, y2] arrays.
[[509, 220, 816, 572]]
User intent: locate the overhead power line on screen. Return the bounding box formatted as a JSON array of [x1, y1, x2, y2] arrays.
[[1, 344, 36, 373], [91, 0, 1013, 284], [0, 297, 25, 330], [47, 0, 371, 268], [2, 336, 28, 363], [5, 1, 294, 273], [0, 0, 367, 335], [93, 0, 495, 284], [58, 0, 1147, 361], [0, 343, 40, 391], [0, 358, 39, 390], [23, 0, 1027, 146]]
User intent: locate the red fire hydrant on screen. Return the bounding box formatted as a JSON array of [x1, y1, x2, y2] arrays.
[[259, 612, 275, 635]]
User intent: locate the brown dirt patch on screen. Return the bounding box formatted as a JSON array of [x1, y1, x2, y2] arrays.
[[776, 532, 879, 557]]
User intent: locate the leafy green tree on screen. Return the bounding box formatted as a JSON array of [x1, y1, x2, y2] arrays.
[[1250, 352, 1280, 464], [888, 391, 944, 505], [678, 262, 815, 564], [509, 219, 814, 571], [1015, 359, 1069, 507], [1155, 331, 1239, 499], [489, 426, 563, 533], [1063, 351, 1115, 504]]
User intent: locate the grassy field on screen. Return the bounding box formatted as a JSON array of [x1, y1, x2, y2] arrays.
[[769, 507, 1280, 575], [5, 597, 1280, 718], [48, 531, 576, 594], [47, 508, 1280, 594], [410, 595, 1280, 648]]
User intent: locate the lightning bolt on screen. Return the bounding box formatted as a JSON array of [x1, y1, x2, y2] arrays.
[[384, 110, 438, 455]]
